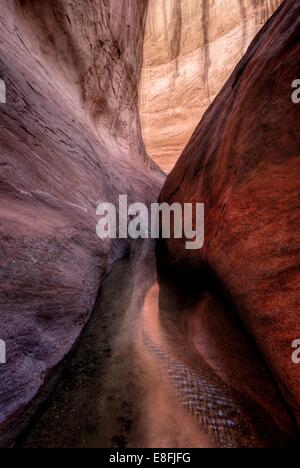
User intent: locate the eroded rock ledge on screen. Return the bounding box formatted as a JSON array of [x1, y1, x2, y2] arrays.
[[160, 0, 300, 425], [0, 0, 163, 447]]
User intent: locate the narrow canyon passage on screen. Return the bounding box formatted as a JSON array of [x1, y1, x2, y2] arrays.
[[0, 0, 299, 450], [18, 241, 297, 448]]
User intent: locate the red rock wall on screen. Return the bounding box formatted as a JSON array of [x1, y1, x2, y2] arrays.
[[160, 0, 300, 424], [0, 0, 163, 446]]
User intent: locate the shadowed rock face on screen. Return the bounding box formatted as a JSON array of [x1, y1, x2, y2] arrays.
[[159, 0, 300, 425], [139, 0, 282, 172], [0, 0, 163, 447]]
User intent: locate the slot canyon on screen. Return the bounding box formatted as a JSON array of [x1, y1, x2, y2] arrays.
[[0, 0, 299, 449]]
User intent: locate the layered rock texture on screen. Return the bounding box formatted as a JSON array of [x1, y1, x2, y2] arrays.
[[140, 0, 282, 172], [0, 0, 163, 447], [160, 0, 300, 426]]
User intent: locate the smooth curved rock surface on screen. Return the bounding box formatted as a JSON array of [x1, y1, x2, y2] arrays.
[[160, 0, 300, 424], [139, 0, 282, 172], [0, 0, 163, 447]]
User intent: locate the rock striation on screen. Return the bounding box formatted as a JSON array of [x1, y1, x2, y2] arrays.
[[0, 0, 163, 447], [159, 0, 300, 425], [140, 0, 282, 172]]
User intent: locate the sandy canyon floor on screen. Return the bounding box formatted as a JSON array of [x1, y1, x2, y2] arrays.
[[18, 241, 298, 449]]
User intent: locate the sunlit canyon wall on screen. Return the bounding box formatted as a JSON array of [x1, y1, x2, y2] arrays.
[[140, 0, 282, 172]]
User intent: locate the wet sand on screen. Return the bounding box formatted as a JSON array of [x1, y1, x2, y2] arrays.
[[18, 242, 298, 448]]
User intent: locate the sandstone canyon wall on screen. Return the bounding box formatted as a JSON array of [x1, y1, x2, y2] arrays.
[[160, 0, 300, 425], [0, 0, 163, 447], [140, 0, 282, 172]]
